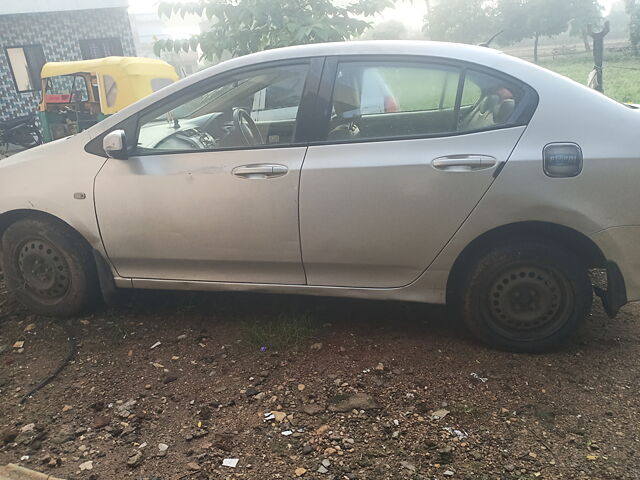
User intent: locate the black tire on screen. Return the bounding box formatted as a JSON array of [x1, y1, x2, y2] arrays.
[[1, 218, 98, 316], [459, 241, 592, 353]]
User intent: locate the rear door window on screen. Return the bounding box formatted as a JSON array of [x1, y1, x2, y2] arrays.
[[325, 60, 528, 143]]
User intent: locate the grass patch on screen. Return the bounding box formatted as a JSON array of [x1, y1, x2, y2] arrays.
[[538, 52, 640, 103], [239, 311, 318, 351]]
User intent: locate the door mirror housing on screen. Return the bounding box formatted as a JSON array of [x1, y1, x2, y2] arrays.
[[103, 130, 128, 159]]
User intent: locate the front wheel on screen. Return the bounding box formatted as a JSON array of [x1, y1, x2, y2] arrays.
[[1, 218, 98, 316], [460, 242, 592, 352]]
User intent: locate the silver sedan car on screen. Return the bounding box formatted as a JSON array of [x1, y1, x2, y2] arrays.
[[1, 41, 639, 352]]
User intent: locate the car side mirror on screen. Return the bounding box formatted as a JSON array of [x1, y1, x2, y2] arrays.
[[103, 129, 128, 159]]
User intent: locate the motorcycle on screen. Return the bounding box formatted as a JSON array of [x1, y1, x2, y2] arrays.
[[0, 114, 43, 152]]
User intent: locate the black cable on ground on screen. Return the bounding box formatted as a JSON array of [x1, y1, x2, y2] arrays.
[[19, 320, 77, 405]]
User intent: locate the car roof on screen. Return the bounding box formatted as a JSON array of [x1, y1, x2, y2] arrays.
[[207, 40, 509, 72]]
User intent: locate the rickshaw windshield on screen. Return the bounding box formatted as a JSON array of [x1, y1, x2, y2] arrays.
[[45, 74, 89, 102]]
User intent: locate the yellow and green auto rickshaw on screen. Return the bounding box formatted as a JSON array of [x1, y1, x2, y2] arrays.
[[38, 57, 179, 142]]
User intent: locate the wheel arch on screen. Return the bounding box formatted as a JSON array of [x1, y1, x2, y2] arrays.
[[0, 209, 87, 245], [0, 209, 116, 302], [446, 221, 607, 304]]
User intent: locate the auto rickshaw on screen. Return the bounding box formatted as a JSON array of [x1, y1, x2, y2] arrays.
[[38, 57, 179, 142]]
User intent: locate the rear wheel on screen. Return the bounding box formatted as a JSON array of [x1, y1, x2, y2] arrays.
[[1, 218, 97, 316], [460, 241, 592, 352]]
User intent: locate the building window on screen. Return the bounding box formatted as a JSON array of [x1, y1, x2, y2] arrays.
[[5, 45, 46, 93], [79, 38, 124, 60]]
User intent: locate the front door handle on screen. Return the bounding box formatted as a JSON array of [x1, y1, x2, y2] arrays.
[[432, 155, 497, 172], [232, 164, 288, 179]]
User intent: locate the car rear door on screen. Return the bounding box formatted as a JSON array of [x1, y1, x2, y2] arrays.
[[299, 57, 537, 288]]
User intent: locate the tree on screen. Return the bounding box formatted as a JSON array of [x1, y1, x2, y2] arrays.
[[428, 0, 496, 44], [154, 0, 391, 61], [607, 1, 630, 39], [361, 20, 408, 40], [568, 0, 604, 51], [497, 0, 574, 62], [625, 0, 640, 53]]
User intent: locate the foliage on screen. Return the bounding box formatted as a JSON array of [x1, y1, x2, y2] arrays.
[[568, 0, 604, 38], [607, 1, 631, 38], [625, 0, 640, 52], [428, 0, 496, 44], [239, 312, 318, 351], [498, 0, 573, 44], [497, 0, 580, 61], [155, 0, 391, 61], [361, 20, 408, 40]]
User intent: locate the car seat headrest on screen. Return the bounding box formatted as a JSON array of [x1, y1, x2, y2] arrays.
[[493, 99, 516, 124]]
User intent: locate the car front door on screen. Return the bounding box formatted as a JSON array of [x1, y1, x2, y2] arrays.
[[299, 58, 536, 288], [95, 60, 320, 284]]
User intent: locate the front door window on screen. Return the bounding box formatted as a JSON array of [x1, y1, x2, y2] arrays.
[[136, 64, 309, 152]]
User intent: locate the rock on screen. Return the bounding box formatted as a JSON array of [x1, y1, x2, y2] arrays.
[[116, 399, 137, 418], [21, 424, 35, 433], [1, 429, 18, 445], [158, 443, 169, 452], [24, 323, 36, 332], [254, 392, 266, 401], [246, 387, 259, 397], [92, 416, 110, 429], [294, 467, 307, 477], [213, 433, 235, 452], [318, 466, 328, 474], [431, 409, 450, 420], [79, 460, 93, 471], [186, 462, 201, 471], [302, 445, 314, 455], [297, 384, 306, 392], [48, 425, 73, 445], [375, 363, 384, 371], [315, 425, 330, 435], [321, 459, 331, 468], [329, 393, 379, 412], [324, 447, 336, 456], [90, 401, 105, 412], [177, 334, 187, 340], [401, 461, 416, 472], [62, 405, 73, 412], [505, 464, 516, 472], [443, 470, 455, 476], [301, 404, 325, 415], [163, 375, 178, 384], [271, 411, 287, 423], [310, 343, 323, 351], [127, 451, 143, 467]]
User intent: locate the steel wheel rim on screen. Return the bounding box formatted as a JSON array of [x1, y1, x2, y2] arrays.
[[485, 264, 574, 341], [17, 239, 70, 300]]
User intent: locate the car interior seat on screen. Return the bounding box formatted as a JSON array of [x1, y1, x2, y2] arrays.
[[328, 72, 362, 141]]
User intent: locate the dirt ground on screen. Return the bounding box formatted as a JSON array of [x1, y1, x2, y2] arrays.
[[2, 275, 640, 480]]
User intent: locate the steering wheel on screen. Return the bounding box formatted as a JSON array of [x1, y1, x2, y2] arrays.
[[233, 108, 264, 146]]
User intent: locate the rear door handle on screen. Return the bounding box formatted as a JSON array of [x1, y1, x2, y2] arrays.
[[432, 155, 497, 172], [232, 164, 288, 179]]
